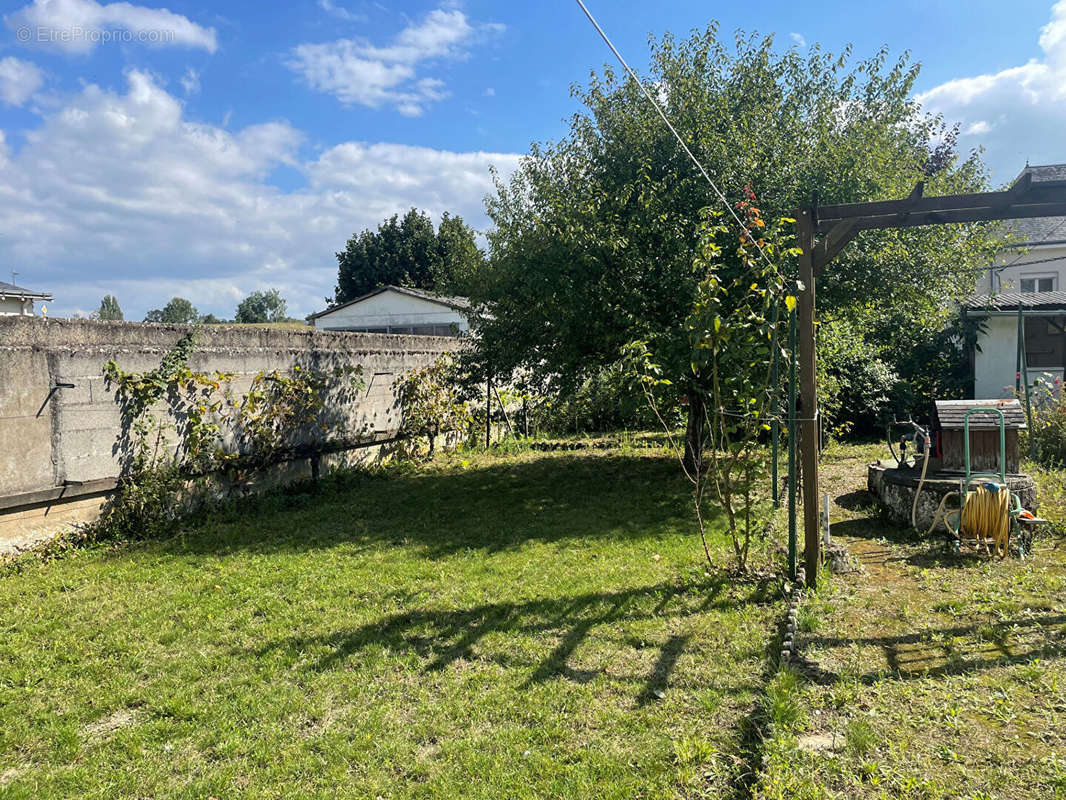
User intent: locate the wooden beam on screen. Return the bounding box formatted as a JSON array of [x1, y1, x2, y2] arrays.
[[795, 208, 820, 589], [813, 218, 859, 271], [815, 200, 1066, 235], [815, 179, 1066, 223]]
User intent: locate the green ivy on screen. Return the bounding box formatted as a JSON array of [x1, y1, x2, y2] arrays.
[[96, 332, 364, 540]]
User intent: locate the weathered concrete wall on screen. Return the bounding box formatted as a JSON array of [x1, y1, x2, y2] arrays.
[[0, 317, 463, 550]]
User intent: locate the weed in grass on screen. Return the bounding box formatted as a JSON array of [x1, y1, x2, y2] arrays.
[[763, 667, 805, 733], [844, 717, 876, 757]]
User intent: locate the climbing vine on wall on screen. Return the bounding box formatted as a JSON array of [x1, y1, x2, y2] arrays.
[[396, 353, 473, 457], [98, 331, 364, 539]]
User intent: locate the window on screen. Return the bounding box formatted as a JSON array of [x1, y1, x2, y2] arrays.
[[1020, 275, 1057, 293], [1024, 316, 1066, 369]]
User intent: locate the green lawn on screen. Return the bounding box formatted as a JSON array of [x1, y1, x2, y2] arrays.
[[0, 443, 782, 799], [755, 445, 1066, 800]]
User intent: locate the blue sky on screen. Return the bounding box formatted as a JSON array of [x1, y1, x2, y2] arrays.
[[0, 0, 1064, 319]]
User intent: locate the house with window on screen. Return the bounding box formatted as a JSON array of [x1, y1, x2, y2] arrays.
[[308, 285, 471, 336], [967, 292, 1066, 398], [967, 164, 1066, 398], [0, 281, 52, 316], [979, 164, 1066, 296]]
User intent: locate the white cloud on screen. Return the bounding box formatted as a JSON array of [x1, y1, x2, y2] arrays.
[[6, 0, 217, 54], [0, 70, 520, 319], [483, 86, 495, 97], [180, 66, 199, 95], [287, 6, 504, 115], [0, 56, 44, 106], [916, 0, 1066, 181], [317, 0, 366, 23], [789, 32, 806, 48]]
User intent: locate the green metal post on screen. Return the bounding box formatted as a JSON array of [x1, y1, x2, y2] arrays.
[[787, 308, 798, 581], [1016, 305, 1023, 395], [771, 300, 780, 508], [1019, 314, 1036, 459]]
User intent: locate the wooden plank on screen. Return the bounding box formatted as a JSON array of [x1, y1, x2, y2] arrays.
[[816, 200, 1066, 235], [812, 219, 859, 272], [816, 179, 1066, 221], [796, 208, 820, 589]]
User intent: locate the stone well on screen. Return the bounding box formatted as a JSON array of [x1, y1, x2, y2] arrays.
[[867, 461, 1038, 532]]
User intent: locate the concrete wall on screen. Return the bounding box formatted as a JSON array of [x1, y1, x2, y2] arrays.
[[313, 289, 469, 334], [0, 317, 463, 551]]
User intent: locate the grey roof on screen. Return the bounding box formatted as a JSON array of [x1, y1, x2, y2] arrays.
[[966, 291, 1066, 311], [933, 399, 1027, 430], [0, 281, 52, 301], [1003, 164, 1066, 245], [308, 285, 470, 321]]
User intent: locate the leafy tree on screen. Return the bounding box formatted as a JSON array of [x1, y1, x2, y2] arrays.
[[434, 212, 485, 295], [235, 289, 288, 323], [334, 209, 483, 302], [471, 26, 1001, 446], [144, 297, 199, 324], [198, 313, 225, 324], [93, 295, 124, 321]]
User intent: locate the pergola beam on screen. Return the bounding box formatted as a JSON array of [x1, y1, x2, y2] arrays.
[[815, 176, 1066, 224]]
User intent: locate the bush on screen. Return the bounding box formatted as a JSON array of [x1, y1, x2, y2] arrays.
[[530, 361, 680, 435], [817, 315, 907, 436], [1025, 376, 1066, 467]]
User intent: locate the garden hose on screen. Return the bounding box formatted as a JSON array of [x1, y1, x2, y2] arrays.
[[911, 451, 931, 530], [960, 484, 1011, 558], [923, 484, 1012, 558]]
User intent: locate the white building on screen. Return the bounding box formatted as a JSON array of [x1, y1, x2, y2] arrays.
[[308, 285, 471, 336], [0, 281, 52, 316], [979, 164, 1066, 296], [967, 293, 1066, 399], [968, 164, 1066, 398]]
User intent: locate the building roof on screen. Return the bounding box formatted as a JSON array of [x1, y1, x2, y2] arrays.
[[966, 291, 1066, 312], [932, 399, 1027, 430], [1003, 164, 1066, 245], [308, 285, 470, 321], [0, 281, 52, 302]]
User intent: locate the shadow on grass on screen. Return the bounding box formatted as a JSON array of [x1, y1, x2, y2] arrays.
[[804, 612, 1066, 685], [251, 575, 776, 703], [161, 452, 705, 559]]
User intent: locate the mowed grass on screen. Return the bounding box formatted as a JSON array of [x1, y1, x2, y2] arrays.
[[754, 444, 1066, 800], [0, 443, 782, 799]]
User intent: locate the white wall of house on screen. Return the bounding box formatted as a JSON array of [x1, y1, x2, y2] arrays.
[[974, 313, 1065, 398], [980, 243, 1066, 294], [0, 297, 36, 316], [312, 289, 469, 335], [974, 315, 1019, 399]]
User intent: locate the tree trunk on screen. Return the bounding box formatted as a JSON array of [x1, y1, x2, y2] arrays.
[[683, 391, 706, 475]]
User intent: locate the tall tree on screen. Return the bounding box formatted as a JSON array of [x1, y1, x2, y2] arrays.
[[471, 26, 1000, 438], [93, 295, 123, 321], [334, 209, 482, 303], [144, 297, 199, 324], [235, 289, 288, 323], [434, 212, 485, 295]]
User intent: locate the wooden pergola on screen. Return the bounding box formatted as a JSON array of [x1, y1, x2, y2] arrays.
[[794, 171, 1066, 587]]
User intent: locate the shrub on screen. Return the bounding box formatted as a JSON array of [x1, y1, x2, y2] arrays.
[[1025, 375, 1066, 467]]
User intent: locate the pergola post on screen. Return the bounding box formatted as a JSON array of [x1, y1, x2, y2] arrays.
[[796, 208, 820, 589], [790, 169, 1066, 590]]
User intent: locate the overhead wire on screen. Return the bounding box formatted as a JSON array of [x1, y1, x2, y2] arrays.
[[573, 0, 778, 273]]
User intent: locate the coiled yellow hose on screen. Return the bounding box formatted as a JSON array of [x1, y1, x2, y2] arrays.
[[960, 485, 1011, 558], [923, 485, 1011, 558]]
